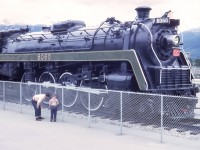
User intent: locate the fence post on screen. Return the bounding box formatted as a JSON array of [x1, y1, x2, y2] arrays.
[[160, 95, 164, 143], [119, 91, 123, 135], [61, 88, 64, 121], [39, 84, 42, 94], [20, 82, 22, 113], [88, 91, 91, 128], [3, 81, 5, 110]]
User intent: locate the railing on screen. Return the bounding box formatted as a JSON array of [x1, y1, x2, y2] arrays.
[[0, 80, 200, 144]]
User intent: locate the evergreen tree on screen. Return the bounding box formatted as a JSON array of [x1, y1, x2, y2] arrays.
[[194, 59, 200, 66]]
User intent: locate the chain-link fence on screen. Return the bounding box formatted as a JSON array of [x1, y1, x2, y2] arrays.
[[0, 80, 200, 143]]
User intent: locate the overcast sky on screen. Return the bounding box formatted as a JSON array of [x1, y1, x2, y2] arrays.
[[0, 0, 200, 31]]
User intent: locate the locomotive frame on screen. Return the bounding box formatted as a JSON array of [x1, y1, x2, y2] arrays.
[[0, 50, 147, 89], [0, 49, 198, 120]]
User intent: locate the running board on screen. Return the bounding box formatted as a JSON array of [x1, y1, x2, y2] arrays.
[[0, 49, 148, 90]]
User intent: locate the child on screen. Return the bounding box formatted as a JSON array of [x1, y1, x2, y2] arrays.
[[49, 94, 59, 122]]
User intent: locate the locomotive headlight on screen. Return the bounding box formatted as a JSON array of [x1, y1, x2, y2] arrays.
[[162, 35, 180, 48], [156, 29, 181, 60], [173, 35, 180, 46]]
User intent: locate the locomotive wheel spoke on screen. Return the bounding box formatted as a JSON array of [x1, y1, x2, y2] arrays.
[[21, 73, 37, 102], [58, 72, 77, 86], [58, 72, 78, 107], [39, 72, 55, 83], [38, 72, 56, 104], [138, 99, 155, 121], [79, 79, 107, 111]]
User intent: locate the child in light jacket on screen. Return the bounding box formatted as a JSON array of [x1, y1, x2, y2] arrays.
[[49, 94, 59, 122]]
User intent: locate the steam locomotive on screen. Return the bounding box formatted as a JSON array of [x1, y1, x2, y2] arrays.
[[0, 7, 198, 119]]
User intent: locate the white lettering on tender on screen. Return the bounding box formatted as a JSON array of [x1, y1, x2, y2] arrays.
[[38, 53, 51, 61]]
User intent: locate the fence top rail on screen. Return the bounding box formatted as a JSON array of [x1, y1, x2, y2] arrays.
[[25, 81, 108, 94], [0, 80, 198, 100]]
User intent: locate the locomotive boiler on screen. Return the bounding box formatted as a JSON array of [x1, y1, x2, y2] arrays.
[[0, 7, 198, 119]]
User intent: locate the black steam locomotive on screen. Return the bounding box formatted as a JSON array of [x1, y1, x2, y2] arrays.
[[0, 7, 198, 119]]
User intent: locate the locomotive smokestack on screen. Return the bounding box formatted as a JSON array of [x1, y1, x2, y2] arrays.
[[135, 6, 152, 20]]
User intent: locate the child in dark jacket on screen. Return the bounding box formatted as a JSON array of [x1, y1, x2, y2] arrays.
[[49, 94, 59, 122]]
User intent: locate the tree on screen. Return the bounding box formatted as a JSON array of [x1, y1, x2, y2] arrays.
[[194, 59, 200, 66]]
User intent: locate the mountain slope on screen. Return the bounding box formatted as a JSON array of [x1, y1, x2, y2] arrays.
[[182, 28, 200, 59]]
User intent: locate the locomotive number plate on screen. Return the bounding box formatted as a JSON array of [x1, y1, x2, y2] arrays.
[[38, 53, 51, 61], [154, 17, 170, 24]]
